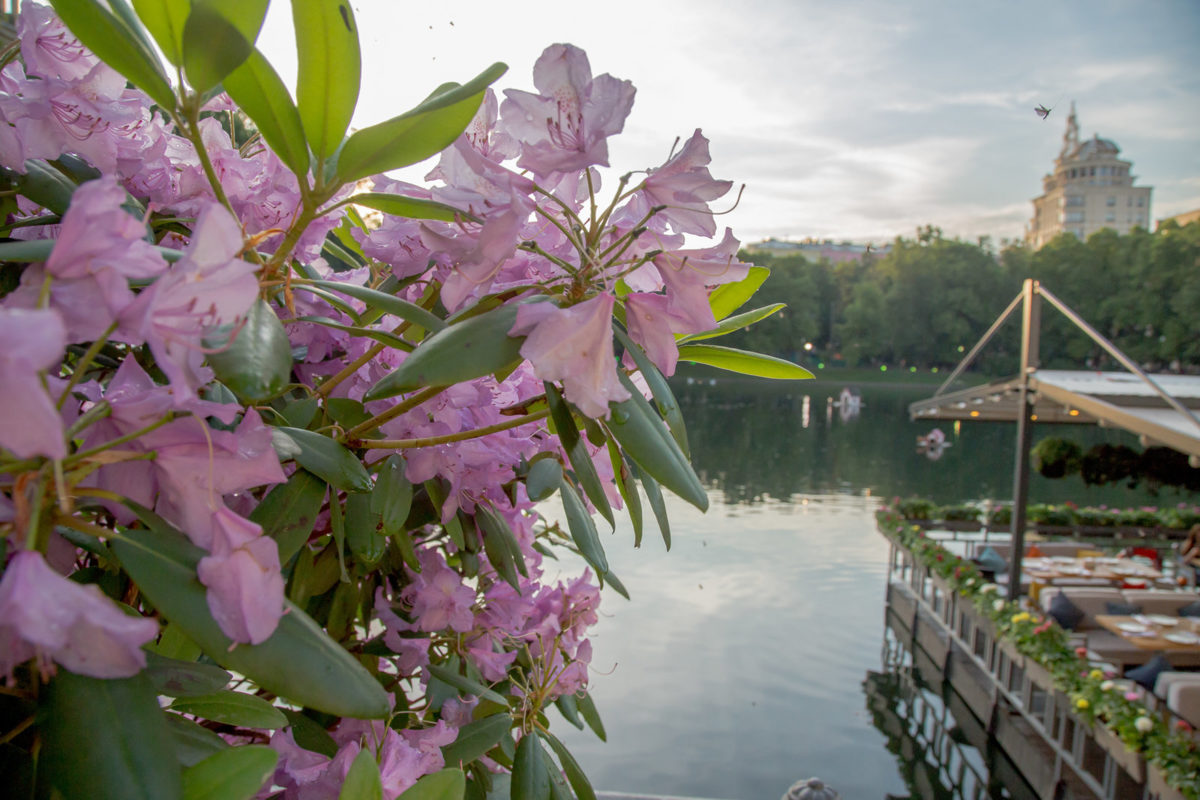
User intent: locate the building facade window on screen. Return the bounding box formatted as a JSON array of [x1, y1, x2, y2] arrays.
[[1107, 196, 1116, 206]]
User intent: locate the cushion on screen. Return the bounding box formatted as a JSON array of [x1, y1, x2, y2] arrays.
[[976, 546, 1008, 575], [1047, 591, 1085, 630], [1179, 600, 1200, 618], [1105, 601, 1143, 615], [1025, 544, 1044, 557], [1127, 653, 1171, 692]]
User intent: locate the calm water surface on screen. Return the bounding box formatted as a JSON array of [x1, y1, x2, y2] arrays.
[[552, 380, 1185, 799]]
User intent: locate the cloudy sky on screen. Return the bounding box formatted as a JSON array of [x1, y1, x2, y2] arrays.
[[259, 0, 1200, 246]]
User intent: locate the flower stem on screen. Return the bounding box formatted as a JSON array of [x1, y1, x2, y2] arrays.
[[57, 322, 118, 409], [354, 408, 549, 449], [342, 385, 447, 441]]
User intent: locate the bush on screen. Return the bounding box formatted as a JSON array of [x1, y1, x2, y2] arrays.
[[1027, 503, 1076, 526], [896, 497, 939, 520], [938, 504, 982, 522], [1031, 436, 1083, 478], [1075, 507, 1117, 527], [988, 505, 1013, 526], [1115, 508, 1161, 528]]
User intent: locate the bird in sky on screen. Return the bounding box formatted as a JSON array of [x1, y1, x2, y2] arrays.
[[1035, 104, 1052, 120]]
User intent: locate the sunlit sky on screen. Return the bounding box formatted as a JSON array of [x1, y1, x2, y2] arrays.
[[259, 0, 1200, 247]]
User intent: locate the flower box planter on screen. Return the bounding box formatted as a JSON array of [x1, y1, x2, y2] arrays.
[[1023, 656, 1057, 694], [935, 520, 983, 532], [1030, 524, 1077, 537], [1146, 761, 1189, 800], [1092, 723, 1145, 783]]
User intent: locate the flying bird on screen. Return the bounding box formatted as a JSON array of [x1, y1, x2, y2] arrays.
[[1035, 104, 1052, 120]]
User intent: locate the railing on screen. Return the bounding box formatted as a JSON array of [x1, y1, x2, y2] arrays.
[[881, 525, 1195, 800]]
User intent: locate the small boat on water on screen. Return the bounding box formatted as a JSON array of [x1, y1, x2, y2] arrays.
[[916, 427, 951, 460]]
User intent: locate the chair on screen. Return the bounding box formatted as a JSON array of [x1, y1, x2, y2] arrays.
[[1119, 546, 1162, 570]]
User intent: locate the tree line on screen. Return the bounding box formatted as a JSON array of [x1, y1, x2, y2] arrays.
[[730, 221, 1200, 375]]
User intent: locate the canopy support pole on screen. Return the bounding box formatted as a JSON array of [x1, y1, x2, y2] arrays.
[[1008, 279, 1040, 602]]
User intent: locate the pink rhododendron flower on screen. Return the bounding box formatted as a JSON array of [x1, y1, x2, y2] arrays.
[[196, 506, 285, 644], [651, 229, 751, 334], [624, 129, 733, 237], [0, 550, 157, 680], [624, 292, 697, 376], [501, 44, 635, 176], [402, 549, 477, 633], [513, 294, 630, 418], [0, 307, 67, 458]]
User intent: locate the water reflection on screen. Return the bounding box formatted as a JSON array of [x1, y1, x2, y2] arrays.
[[676, 379, 1181, 507]]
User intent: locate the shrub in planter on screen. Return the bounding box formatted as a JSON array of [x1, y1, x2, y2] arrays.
[[988, 505, 1012, 526], [1032, 437, 1083, 479], [1116, 507, 1161, 528], [1159, 506, 1200, 530], [938, 504, 983, 522], [1028, 503, 1076, 526], [896, 497, 939, 520], [1075, 507, 1117, 527]]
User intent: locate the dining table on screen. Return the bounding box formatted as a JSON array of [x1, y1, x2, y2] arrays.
[[1093, 613, 1200, 654]]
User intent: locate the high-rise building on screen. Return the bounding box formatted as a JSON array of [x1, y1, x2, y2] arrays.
[[1026, 103, 1152, 249]]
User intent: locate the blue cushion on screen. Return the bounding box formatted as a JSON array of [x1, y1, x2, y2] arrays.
[[976, 546, 1008, 575], [1105, 601, 1143, 616], [1047, 592, 1085, 630], [1179, 600, 1200, 618], [1126, 653, 1171, 691]]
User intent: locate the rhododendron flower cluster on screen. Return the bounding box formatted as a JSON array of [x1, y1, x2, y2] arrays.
[[0, 3, 806, 799]]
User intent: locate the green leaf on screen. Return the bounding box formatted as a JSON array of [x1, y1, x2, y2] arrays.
[[398, 768, 466, 800], [554, 694, 584, 730], [307, 279, 447, 332], [539, 732, 596, 800], [476, 504, 527, 592], [295, 316, 415, 352], [576, 692, 606, 742], [676, 343, 814, 380], [250, 468, 326, 564], [281, 710, 338, 758], [364, 303, 526, 402], [547, 384, 613, 529], [131, 0, 188, 65], [603, 569, 630, 600], [425, 663, 508, 707], [525, 458, 562, 502], [607, 374, 707, 511], [637, 467, 671, 551], [39, 670, 183, 800], [613, 329, 688, 458], [676, 303, 785, 344], [165, 713, 230, 768], [273, 427, 373, 492], [205, 299, 292, 403], [338, 749, 382, 800], [512, 734, 549, 800], [112, 517, 390, 719], [335, 63, 507, 184], [440, 713, 511, 769], [607, 441, 643, 548], [49, 0, 175, 109], [281, 397, 319, 429], [144, 651, 231, 697], [181, 0, 268, 92], [347, 193, 481, 224], [182, 745, 277, 800], [707, 265, 769, 321], [371, 455, 413, 536], [16, 159, 78, 215], [559, 478, 608, 575], [170, 690, 288, 729], [344, 492, 387, 567], [292, 0, 361, 165], [224, 49, 310, 177]]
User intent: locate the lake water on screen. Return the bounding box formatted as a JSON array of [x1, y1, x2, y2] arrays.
[[552, 379, 1184, 799]]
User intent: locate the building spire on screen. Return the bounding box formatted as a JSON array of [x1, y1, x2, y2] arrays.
[[1060, 101, 1079, 158]]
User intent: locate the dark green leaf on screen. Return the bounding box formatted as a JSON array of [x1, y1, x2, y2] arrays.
[[0, 239, 55, 262], [294, 316, 415, 352], [476, 504, 527, 592], [637, 467, 670, 551], [707, 265, 769, 321], [281, 397, 319, 429], [512, 734, 549, 800], [250, 468, 326, 564], [335, 63, 506, 184], [292, 0, 361, 165], [576, 692, 606, 742], [539, 732, 595, 800], [440, 713, 511, 769], [326, 397, 372, 431], [424, 663, 508, 707], [371, 455, 412, 536], [525, 458, 562, 502], [308, 279, 447, 333], [338, 749, 382, 800], [347, 193, 481, 224], [273, 427, 373, 492], [49, 0, 175, 108], [170, 690, 287, 729], [144, 651, 231, 697], [364, 303, 526, 402], [541, 748, 572, 800], [39, 670, 183, 800], [131, 0, 188, 65], [224, 49, 310, 176], [182, 0, 268, 92], [112, 516, 390, 718], [676, 343, 814, 379], [344, 492, 386, 567], [607, 440, 643, 548], [554, 694, 583, 730], [676, 303, 785, 344], [398, 768, 466, 800], [558, 479, 607, 575], [547, 384, 613, 529], [613, 329, 688, 458], [181, 745, 277, 800], [16, 159, 78, 214], [205, 299, 292, 403], [165, 713, 230, 768], [281, 710, 338, 758], [602, 570, 630, 600]]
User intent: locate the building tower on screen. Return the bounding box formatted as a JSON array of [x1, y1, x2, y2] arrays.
[[1026, 103, 1152, 249]]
